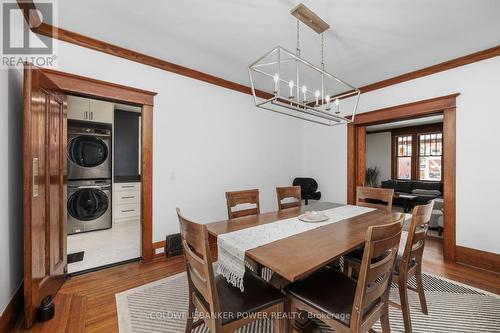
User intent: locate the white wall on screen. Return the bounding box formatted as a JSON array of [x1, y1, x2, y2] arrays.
[[303, 56, 500, 254], [365, 132, 392, 184], [0, 68, 24, 315]]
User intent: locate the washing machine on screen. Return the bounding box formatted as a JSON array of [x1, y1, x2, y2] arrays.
[[67, 179, 112, 235], [67, 123, 111, 180]]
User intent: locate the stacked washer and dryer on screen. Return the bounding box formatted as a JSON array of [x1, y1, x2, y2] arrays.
[[67, 123, 112, 234]]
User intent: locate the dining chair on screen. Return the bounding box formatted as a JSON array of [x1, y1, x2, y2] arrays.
[[356, 186, 394, 212], [276, 186, 302, 210], [177, 208, 286, 333], [389, 201, 433, 333], [343, 201, 434, 333], [286, 217, 404, 333], [225, 189, 260, 219]]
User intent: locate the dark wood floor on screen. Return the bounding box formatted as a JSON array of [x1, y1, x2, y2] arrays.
[[13, 238, 499, 333]]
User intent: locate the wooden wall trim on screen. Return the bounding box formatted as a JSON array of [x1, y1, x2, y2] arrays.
[[0, 283, 23, 333], [18, 1, 498, 101], [16, 0, 41, 28], [351, 93, 459, 125], [456, 246, 500, 274], [359, 45, 500, 93]]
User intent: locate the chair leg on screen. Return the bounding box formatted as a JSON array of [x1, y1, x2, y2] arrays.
[[380, 303, 391, 333], [415, 267, 428, 315], [288, 296, 296, 333], [342, 259, 352, 277], [398, 276, 412, 333], [273, 302, 285, 333], [185, 296, 194, 333]]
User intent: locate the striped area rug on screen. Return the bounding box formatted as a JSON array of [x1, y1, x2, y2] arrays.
[[116, 271, 500, 333]]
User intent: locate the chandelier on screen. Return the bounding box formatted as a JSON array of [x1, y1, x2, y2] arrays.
[[248, 3, 360, 126]]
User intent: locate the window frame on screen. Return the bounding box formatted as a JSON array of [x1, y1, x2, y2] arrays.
[[418, 132, 443, 181], [390, 123, 444, 182], [395, 134, 413, 180]]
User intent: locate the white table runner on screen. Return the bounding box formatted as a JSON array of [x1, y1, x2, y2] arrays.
[[217, 205, 375, 291]]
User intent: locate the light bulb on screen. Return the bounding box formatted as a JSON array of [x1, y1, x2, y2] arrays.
[[301, 85, 307, 93], [334, 98, 340, 114], [325, 95, 331, 110], [273, 73, 279, 82], [315, 90, 320, 98], [288, 80, 294, 88]]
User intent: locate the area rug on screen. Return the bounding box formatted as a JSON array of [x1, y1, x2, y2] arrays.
[[116, 271, 500, 333]]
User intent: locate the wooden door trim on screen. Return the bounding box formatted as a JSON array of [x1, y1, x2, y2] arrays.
[[38, 67, 156, 263], [41, 68, 156, 106], [347, 93, 458, 262]]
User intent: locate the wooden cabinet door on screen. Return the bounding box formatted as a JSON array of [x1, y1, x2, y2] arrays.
[[23, 64, 67, 328]]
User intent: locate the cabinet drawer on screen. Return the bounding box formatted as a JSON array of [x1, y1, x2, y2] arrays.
[[113, 190, 140, 205], [114, 203, 141, 220], [114, 182, 141, 192]]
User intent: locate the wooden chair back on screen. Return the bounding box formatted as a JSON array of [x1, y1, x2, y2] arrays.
[[356, 186, 394, 212], [225, 189, 260, 219], [177, 209, 220, 318], [276, 186, 302, 210], [351, 216, 404, 331], [401, 201, 434, 271]]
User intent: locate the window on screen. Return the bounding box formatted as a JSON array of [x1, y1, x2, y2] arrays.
[[419, 133, 442, 181], [396, 135, 412, 180], [391, 125, 443, 181]]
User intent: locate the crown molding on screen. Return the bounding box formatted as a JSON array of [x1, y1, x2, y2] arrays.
[[359, 45, 500, 93]]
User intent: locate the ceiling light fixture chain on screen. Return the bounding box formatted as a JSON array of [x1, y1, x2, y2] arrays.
[[321, 33, 325, 70], [296, 15, 301, 56]]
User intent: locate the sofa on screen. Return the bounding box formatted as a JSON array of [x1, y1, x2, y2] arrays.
[[380, 179, 443, 207]]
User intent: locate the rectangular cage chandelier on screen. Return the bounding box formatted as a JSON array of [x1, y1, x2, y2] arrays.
[[248, 3, 360, 126]]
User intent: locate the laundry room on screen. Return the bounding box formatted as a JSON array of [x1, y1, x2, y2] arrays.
[[66, 95, 142, 274]]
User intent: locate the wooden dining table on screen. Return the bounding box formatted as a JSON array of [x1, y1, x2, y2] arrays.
[[206, 202, 401, 284]]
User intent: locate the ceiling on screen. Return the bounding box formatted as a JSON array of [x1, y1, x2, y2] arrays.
[[56, 0, 500, 88], [366, 115, 443, 132]]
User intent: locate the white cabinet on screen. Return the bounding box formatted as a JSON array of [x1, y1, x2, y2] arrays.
[[113, 182, 141, 223], [67, 95, 113, 124], [90, 99, 113, 123], [67, 95, 89, 122]]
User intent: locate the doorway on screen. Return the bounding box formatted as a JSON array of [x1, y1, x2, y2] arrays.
[[347, 94, 458, 262], [22, 64, 156, 328]]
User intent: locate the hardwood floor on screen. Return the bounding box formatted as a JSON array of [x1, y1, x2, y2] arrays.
[[13, 238, 499, 333]]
